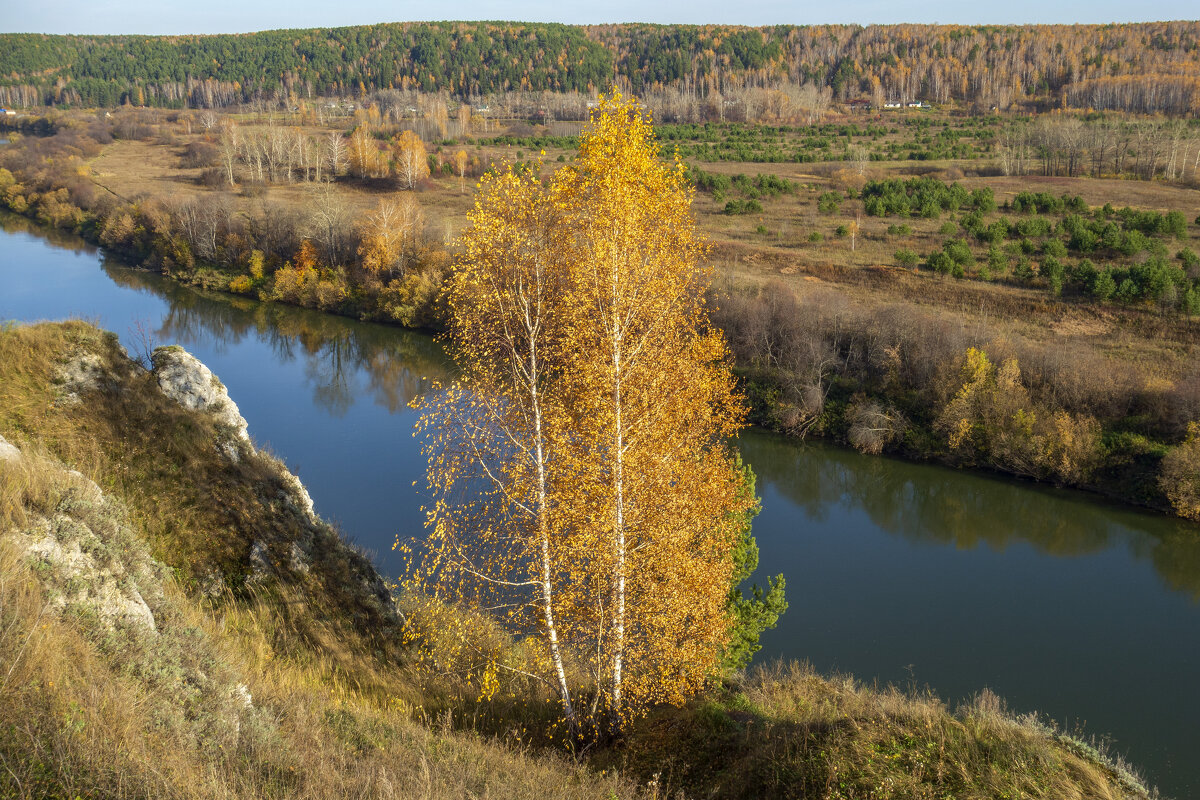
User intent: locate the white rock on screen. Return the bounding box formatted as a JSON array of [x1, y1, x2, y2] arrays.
[[0, 434, 20, 462], [151, 346, 250, 446], [198, 568, 228, 599], [56, 352, 107, 405], [278, 470, 316, 522], [289, 541, 311, 574], [249, 540, 272, 579], [23, 516, 156, 634]]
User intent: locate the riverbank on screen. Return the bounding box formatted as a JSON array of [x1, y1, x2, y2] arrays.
[[3, 114, 1200, 523], [0, 319, 1156, 799]]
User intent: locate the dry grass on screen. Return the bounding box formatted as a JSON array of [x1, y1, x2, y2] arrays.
[[605, 662, 1150, 800], [0, 534, 641, 800]]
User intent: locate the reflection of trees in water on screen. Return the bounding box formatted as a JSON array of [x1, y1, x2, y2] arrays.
[[304, 332, 354, 417], [1, 209, 99, 254], [741, 430, 1200, 601], [1151, 533, 1200, 601], [101, 261, 450, 416]]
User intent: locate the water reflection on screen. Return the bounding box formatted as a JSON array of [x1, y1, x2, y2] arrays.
[[740, 431, 1200, 601], [1, 209, 99, 253], [101, 260, 451, 415]]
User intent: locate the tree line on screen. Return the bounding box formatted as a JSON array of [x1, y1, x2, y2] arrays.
[[1, 21, 1199, 115], [997, 115, 1200, 181]]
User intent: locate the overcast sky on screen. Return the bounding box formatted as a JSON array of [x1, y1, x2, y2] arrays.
[[0, 0, 1194, 35]]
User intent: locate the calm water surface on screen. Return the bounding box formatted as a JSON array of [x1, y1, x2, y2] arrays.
[[2, 211, 1198, 798]]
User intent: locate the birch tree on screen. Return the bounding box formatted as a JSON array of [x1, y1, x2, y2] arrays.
[[556, 92, 751, 727], [218, 121, 239, 187], [393, 129, 429, 189], [409, 93, 756, 738], [357, 195, 423, 280], [453, 149, 469, 193], [410, 166, 579, 728], [326, 130, 348, 178]]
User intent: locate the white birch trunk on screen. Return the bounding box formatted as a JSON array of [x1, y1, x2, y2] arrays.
[[609, 254, 626, 725], [521, 289, 575, 725]]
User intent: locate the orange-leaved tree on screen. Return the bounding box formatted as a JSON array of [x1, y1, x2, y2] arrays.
[[357, 195, 423, 280], [392, 129, 429, 189], [408, 92, 754, 736], [554, 92, 751, 727]]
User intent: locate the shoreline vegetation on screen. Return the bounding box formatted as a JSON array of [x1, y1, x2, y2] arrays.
[[3, 105, 1200, 523], [0, 319, 1157, 798]]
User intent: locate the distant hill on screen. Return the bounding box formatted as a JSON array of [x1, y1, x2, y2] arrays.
[[1, 20, 1198, 114]]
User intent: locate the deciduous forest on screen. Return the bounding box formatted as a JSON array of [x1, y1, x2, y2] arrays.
[[1, 21, 1199, 115]]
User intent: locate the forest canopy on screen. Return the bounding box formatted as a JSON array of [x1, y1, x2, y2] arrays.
[[1, 21, 1199, 114]]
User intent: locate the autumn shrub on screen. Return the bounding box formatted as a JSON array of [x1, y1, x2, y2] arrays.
[[312, 269, 349, 311], [32, 187, 85, 229], [1160, 423, 1200, 520], [846, 397, 906, 454], [197, 166, 225, 187], [180, 140, 219, 168], [378, 266, 446, 329], [937, 348, 1102, 483], [271, 262, 316, 305]]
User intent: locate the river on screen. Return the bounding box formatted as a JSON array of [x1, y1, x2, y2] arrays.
[[2, 210, 1197, 798]]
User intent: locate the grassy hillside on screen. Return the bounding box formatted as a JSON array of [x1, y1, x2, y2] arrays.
[[0, 320, 1155, 798]]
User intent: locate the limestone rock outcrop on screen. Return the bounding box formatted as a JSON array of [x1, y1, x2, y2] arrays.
[[151, 345, 250, 445]]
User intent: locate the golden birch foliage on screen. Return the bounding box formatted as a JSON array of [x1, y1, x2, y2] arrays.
[[408, 165, 579, 720], [454, 149, 469, 191], [357, 195, 423, 279], [348, 125, 383, 178], [554, 92, 750, 722], [938, 347, 1100, 482], [407, 93, 752, 734], [392, 129, 429, 189]]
